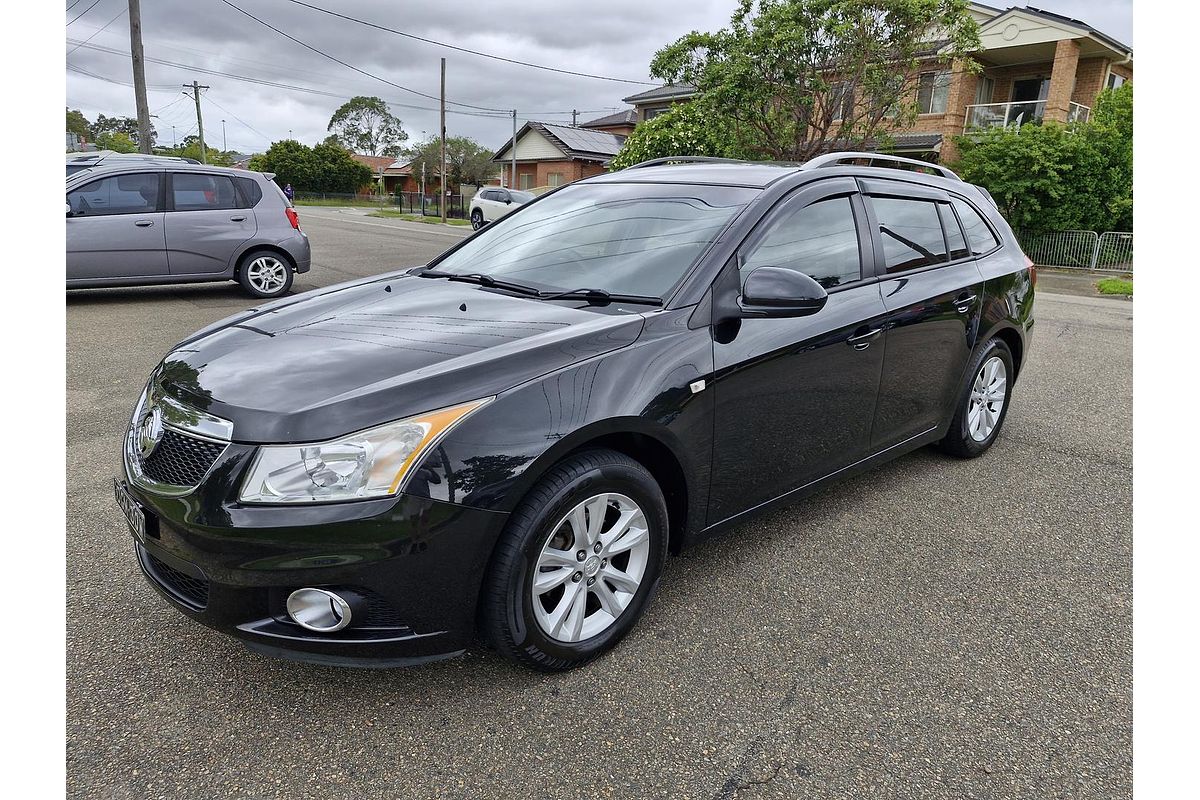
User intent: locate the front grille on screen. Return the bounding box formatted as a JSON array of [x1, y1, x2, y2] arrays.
[[142, 549, 210, 610], [141, 429, 226, 487]]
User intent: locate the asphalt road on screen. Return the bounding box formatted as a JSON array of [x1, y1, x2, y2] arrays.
[[66, 209, 1132, 799]]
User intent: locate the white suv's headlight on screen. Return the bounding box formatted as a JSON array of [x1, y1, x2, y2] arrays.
[[238, 399, 491, 504]]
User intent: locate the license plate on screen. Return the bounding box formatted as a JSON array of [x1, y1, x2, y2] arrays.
[[114, 479, 146, 545]]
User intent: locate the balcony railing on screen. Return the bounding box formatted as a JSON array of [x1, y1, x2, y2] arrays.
[[964, 100, 1091, 132]]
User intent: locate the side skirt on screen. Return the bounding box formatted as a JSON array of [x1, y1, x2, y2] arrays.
[[688, 426, 942, 546]]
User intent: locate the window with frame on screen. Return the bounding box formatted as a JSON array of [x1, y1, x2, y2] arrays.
[[950, 197, 1000, 255], [974, 76, 995, 105], [871, 196, 948, 273], [917, 71, 951, 114], [1107, 72, 1126, 90], [740, 197, 862, 290], [643, 105, 670, 120], [939, 203, 969, 260], [519, 173, 533, 190], [67, 173, 159, 216], [547, 172, 564, 187], [172, 173, 240, 211], [830, 81, 855, 120]]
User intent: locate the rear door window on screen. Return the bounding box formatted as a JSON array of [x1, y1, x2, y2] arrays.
[[171, 173, 240, 211], [939, 203, 970, 260], [870, 197, 948, 273], [67, 173, 159, 216], [951, 197, 1001, 255]]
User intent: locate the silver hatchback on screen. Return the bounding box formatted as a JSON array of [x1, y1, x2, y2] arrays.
[[66, 163, 311, 298]]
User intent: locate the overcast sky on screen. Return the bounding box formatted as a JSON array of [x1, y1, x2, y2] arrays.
[[64, 0, 1133, 157]]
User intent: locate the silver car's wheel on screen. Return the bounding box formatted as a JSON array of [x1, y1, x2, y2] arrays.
[[246, 256, 289, 294], [967, 355, 1007, 442], [532, 492, 651, 644], [471, 210, 484, 231]]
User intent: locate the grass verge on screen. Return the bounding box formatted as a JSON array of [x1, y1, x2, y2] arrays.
[[367, 210, 471, 226], [1096, 277, 1133, 296]]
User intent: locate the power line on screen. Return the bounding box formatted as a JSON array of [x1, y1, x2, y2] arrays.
[[67, 42, 513, 119], [202, 94, 273, 145], [67, 5, 126, 54], [66, 61, 176, 91], [66, 0, 101, 26], [281, 0, 657, 87], [218, 0, 509, 113]]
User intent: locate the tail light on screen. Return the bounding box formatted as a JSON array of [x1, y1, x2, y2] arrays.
[[1024, 253, 1036, 288], [285, 207, 300, 230]]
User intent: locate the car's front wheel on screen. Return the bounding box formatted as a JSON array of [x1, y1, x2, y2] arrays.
[[480, 448, 668, 671], [470, 209, 485, 230], [939, 337, 1015, 458], [237, 250, 294, 299]]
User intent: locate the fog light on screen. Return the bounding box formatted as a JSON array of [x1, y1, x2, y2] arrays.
[[286, 588, 358, 633]]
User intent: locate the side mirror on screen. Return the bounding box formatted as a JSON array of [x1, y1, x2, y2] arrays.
[[505, 197, 512, 205], [65, 203, 72, 217], [739, 266, 828, 318]]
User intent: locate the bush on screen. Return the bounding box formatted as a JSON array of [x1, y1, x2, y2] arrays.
[[609, 102, 741, 170], [951, 85, 1132, 232], [248, 140, 371, 194]]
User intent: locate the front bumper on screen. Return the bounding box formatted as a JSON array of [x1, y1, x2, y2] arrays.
[[120, 447, 508, 666]]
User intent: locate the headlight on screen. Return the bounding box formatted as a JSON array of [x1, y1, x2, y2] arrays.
[[238, 399, 491, 504]]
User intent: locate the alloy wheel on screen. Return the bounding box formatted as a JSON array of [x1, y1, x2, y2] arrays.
[[246, 256, 288, 294], [968, 355, 1007, 442], [531, 493, 651, 643]]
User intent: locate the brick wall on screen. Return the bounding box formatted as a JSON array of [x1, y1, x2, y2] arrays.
[[500, 160, 606, 189], [1045, 39, 1081, 122], [1072, 57, 1110, 106]]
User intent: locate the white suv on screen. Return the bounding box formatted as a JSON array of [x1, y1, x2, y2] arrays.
[[469, 188, 534, 230]]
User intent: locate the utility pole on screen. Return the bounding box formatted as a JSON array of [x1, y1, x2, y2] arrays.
[[439, 57, 447, 224], [128, 0, 153, 154], [171, 125, 176, 149], [572, 109, 578, 126], [184, 80, 209, 163], [221, 119, 227, 152], [511, 110, 517, 189]]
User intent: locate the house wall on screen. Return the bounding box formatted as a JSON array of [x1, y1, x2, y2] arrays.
[[499, 160, 606, 189]]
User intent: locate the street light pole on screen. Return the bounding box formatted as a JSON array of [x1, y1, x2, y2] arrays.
[[222, 119, 226, 152]]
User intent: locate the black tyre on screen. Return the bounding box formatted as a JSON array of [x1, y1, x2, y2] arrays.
[[480, 448, 669, 672], [938, 337, 1015, 458], [237, 249, 294, 299], [470, 209, 485, 230]]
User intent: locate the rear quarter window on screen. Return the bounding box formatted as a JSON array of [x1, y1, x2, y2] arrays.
[[951, 197, 1001, 255], [233, 176, 263, 207]]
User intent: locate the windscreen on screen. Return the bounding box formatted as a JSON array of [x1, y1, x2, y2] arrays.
[[432, 182, 757, 298]]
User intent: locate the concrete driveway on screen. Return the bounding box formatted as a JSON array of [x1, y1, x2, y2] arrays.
[[66, 209, 1132, 799]]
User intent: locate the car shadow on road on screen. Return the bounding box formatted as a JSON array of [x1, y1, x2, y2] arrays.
[[67, 284, 284, 307]]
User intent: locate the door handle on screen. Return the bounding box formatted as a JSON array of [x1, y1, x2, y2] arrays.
[[955, 293, 977, 313], [134, 220, 154, 227], [229, 216, 246, 222], [846, 327, 883, 350]]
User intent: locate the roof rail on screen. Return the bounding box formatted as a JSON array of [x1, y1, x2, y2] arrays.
[[802, 151, 961, 181], [626, 156, 749, 169]]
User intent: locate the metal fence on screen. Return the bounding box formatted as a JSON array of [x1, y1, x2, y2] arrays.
[[1015, 229, 1133, 273], [292, 192, 470, 219]]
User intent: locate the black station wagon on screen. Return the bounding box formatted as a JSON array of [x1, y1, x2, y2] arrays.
[[116, 153, 1035, 672]]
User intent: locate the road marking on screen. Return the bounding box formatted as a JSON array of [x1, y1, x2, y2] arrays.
[[299, 209, 470, 239]]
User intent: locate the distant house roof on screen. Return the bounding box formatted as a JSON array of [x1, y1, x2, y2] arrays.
[[351, 153, 396, 173], [492, 121, 626, 163], [621, 83, 697, 105], [580, 109, 637, 129]]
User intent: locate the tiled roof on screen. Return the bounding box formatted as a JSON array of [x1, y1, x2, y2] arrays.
[[492, 121, 626, 163], [580, 109, 637, 129], [621, 83, 696, 105], [351, 154, 396, 172]]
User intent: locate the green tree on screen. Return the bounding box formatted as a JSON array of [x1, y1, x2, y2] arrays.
[[248, 139, 371, 193], [66, 107, 91, 140], [609, 101, 742, 169], [951, 85, 1133, 232], [91, 114, 156, 148], [327, 96, 408, 157], [158, 135, 236, 167], [404, 136, 497, 190], [648, 0, 981, 162], [95, 131, 139, 153]]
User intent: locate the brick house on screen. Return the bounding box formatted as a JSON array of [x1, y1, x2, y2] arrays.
[[619, 4, 1131, 164], [492, 121, 625, 190]]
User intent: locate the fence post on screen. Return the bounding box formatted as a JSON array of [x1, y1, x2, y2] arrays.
[[1088, 238, 1100, 270]]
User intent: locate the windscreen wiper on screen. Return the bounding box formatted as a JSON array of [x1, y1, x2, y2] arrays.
[[537, 287, 663, 306], [414, 269, 543, 297]]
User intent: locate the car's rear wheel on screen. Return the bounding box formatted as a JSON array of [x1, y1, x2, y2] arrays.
[[480, 448, 668, 671], [237, 250, 294, 299], [939, 337, 1014, 458], [471, 209, 485, 230]]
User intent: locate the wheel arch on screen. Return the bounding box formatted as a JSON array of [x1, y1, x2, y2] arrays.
[[982, 322, 1024, 378], [233, 244, 297, 277]]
